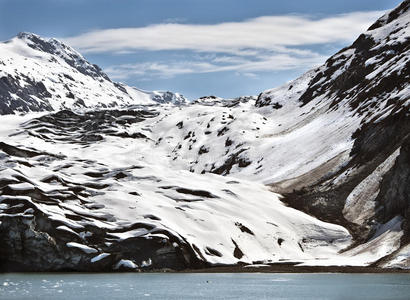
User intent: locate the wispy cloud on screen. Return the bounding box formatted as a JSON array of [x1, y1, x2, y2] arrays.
[[105, 51, 326, 80], [64, 11, 383, 54], [63, 10, 383, 80]]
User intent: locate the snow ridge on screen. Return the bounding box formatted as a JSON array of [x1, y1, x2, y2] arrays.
[[0, 33, 188, 114]]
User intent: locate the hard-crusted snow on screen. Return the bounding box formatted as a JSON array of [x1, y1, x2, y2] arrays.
[[7, 182, 35, 191], [66, 242, 98, 254], [56, 225, 80, 237], [114, 260, 138, 270], [91, 253, 110, 263]]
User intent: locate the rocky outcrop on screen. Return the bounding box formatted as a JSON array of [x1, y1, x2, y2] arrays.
[[256, 0, 409, 115], [376, 135, 410, 236], [0, 74, 54, 114], [262, 1, 410, 253], [280, 110, 409, 241], [0, 203, 198, 272]]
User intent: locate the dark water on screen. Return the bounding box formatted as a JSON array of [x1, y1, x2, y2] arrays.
[[1, 273, 410, 300]]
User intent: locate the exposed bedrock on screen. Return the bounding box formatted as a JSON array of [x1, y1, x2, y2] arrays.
[[0, 74, 54, 115], [280, 111, 410, 244], [376, 135, 410, 240], [0, 205, 203, 272]]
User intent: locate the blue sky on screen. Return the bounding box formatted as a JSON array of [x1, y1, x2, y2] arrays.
[[0, 0, 402, 99]]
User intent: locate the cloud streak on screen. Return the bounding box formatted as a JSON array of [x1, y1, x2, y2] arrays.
[[105, 52, 326, 80], [63, 10, 384, 80], [64, 11, 383, 54]]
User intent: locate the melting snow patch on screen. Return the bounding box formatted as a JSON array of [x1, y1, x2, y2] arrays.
[[66, 242, 98, 254], [382, 244, 410, 269], [108, 228, 149, 240], [141, 258, 152, 268], [243, 264, 269, 268], [8, 182, 35, 191], [91, 253, 110, 263], [56, 226, 79, 236], [114, 259, 138, 270]]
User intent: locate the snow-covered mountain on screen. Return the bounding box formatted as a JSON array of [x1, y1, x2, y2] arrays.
[[0, 1, 409, 271], [0, 32, 187, 114]]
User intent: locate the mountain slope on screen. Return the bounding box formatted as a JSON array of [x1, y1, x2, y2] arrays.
[[254, 0, 410, 264], [0, 111, 351, 271], [0, 33, 187, 114], [0, 1, 409, 271]]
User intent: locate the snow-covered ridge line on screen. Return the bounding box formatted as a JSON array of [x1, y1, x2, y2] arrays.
[[0, 32, 188, 115]]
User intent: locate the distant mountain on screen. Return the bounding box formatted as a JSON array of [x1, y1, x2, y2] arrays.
[[192, 95, 256, 106], [0, 1, 409, 271], [0, 32, 187, 114]]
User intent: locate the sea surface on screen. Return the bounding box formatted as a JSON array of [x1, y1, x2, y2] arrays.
[[1, 273, 410, 299]]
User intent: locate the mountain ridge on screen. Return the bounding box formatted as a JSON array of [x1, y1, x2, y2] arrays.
[[0, 32, 188, 114]]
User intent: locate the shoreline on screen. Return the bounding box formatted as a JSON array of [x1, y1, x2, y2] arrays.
[[1, 265, 410, 274], [178, 265, 410, 274]]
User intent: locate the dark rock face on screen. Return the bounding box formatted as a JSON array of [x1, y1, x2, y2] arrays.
[[368, 0, 410, 30], [0, 210, 87, 272], [0, 74, 53, 114], [0, 206, 198, 272], [209, 147, 251, 176], [350, 110, 410, 166], [376, 135, 410, 232]]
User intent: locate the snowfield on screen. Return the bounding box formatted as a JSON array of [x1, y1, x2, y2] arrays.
[[0, 112, 353, 267], [0, 1, 409, 270], [0, 96, 406, 269]]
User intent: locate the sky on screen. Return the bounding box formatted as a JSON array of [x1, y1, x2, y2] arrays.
[[0, 0, 402, 100]]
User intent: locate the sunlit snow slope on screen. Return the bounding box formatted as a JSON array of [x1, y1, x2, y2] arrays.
[[0, 33, 187, 114]]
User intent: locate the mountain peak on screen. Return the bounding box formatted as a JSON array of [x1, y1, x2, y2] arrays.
[[368, 0, 409, 31], [15, 32, 110, 81], [151, 90, 188, 105], [17, 31, 40, 40], [0, 32, 189, 114]]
